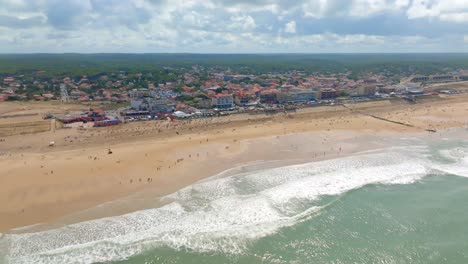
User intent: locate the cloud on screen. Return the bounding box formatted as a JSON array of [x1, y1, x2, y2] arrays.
[[43, 0, 92, 29], [302, 0, 351, 18], [229, 15, 257, 31], [302, 0, 409, 18], [439, 12, 468, 23], [284, 21, 296, 34], [89, 0, 152, 30], [407, 0, 468, 22], [0, 0, 467, 53], [0, 14, 45, 28]]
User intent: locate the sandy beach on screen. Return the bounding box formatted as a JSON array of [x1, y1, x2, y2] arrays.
[[1, 94, 468, 232]]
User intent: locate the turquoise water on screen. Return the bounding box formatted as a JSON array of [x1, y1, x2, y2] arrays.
[[2, 137, 468, 264], [115, 175, 468, 264]]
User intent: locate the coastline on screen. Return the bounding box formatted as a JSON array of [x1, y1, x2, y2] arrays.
[[1, 95, 468, 232]]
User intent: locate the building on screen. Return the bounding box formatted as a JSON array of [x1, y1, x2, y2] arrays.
[[411, 76, 429, 83], [357, 86, 377, 96], [199, 98, 213, 109], [259, 89, 279, 104], [129, 89, 157, 98], [379, 86, 396, 94], [3, 77, 14, 83], [212, 94, 234, 109], [132, 98, 175, 113], [431, 75, 454, 82], [234, 93, 255, 106], [88, 109, 105, 118], [277, 90, 316, 104], [235, 95, 250, 106], [129, 88, 175, 113], [318, 88, 337, 100], [131, 98, 175, 113], [411, 75, 455, 83]]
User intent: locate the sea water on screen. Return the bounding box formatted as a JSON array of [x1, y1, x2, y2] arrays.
[[1, 136, 468, 264]]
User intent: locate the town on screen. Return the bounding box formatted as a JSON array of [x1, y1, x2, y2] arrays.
[[2, 65, 468, 126]]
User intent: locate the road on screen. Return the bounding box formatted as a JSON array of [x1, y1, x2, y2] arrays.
[[60, 84, 70, 103]]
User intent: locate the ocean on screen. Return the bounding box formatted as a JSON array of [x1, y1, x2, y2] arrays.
[[1, 135, 468, 264]]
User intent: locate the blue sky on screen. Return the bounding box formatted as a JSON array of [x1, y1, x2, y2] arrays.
[[1, 0, 468, 53]]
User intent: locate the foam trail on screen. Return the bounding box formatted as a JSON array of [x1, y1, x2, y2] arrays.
[[434, 148, 468, 177], [2, 144, 465, 264]]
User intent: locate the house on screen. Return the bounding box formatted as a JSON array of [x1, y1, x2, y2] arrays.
[[3, 77, 14, 83], [212, 94, 234, 109], [42, 93, 55, 99]]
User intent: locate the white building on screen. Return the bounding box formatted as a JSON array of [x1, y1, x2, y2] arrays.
[[212, 94, 234, 109], [130, 97, 175, 113], [129, 89, 175, 113]]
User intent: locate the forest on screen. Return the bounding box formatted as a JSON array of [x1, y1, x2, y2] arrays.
[[1, 53, 468, 78]]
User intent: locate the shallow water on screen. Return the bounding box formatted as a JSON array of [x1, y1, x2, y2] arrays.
[[1, 136, 468, 264]]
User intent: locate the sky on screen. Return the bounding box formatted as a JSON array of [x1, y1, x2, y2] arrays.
[[1, 0, 468, 53]]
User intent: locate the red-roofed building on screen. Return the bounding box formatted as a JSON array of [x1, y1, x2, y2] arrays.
[[41, 93, 55, 100], [234, 92, 253, 106], [207, 90, 216, 97], [259, 89, 279, 104], [3, 77, 14, 83], [251, 86, 262, 95]]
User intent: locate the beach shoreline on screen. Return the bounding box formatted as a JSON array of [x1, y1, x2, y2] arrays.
[[1, 94, 468, 232]]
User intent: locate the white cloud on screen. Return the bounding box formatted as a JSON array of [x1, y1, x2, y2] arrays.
[[302, 0, 337, 18], [407, 0, 468, 22], [0, 0, 466, 52], [229, 15, 256, 31], [332, 33, 385, 44], [284, 20, 296, 34], [440, 12, 468, 23], [303, 0, 409, 18], [349, 0, 410, 17]]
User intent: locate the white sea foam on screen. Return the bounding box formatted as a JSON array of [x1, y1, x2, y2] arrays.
[[1, 144, 467, 264], [434, 148, 468, 177]]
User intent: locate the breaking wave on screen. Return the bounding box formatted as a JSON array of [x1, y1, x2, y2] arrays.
[[1, 144, 467, 264]]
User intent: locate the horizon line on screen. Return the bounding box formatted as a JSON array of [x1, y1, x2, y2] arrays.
[[2, 52, 468, 55]]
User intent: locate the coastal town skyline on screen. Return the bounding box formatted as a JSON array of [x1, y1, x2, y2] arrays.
[[1, 53, 467, 108]]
